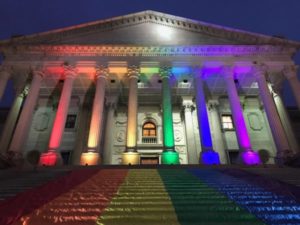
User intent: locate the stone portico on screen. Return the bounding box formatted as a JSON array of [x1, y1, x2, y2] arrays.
[[0, 10, 299, 166]]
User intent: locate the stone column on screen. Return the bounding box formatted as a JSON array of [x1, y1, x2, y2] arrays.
[[223, 66, 260, 165], [39, 66, 76, 166], [9, 70, 44, 155], [122, 66, 140, 165], [103, 96, 118, 164], [160, 67, 179, 164], [273, 86, 299, 154], [283, 65, 300, 110], [80, 66, 108, 166], [182, 97, 198, 164], [208, 100, 227, 164], [253, 66, 291, 163], [194, 68, 220, 164], [0, 87, 27, 154], [0, 66, 11, 101]]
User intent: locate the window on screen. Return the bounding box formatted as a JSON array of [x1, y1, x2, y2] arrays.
[[65, 114, 77, 129], [221, 115, 234, 130], [142, 122, 156, 137]]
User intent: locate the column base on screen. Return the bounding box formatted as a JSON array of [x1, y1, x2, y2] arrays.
[[80, 152, 100, 166], [161, 151, 179, 165], [240, 150, 261, 165], [200, 149, 220, 165], [39, 151, 60, 166], [122, 152, 140, 165]]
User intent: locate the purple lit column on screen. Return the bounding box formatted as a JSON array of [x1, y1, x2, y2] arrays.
[[194, 68, 220, 165], [223, 66, 260, 165], [254, 66, 290, 163]]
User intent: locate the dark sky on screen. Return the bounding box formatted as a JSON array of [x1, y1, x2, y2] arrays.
[[0, 0, 300, 107]]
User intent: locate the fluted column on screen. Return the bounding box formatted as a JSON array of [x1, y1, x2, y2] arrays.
[[194, 68, 220, 165], [223, 66, 260, 165], [9, 70, 44, 155], [0, 66, 11, 101], [80, 66, 108, 166], [160, 67, 179, 164], [253, 66, 290, 163], [0, 86, 27, 154], [182, 99, 198, 164], [39, 66, 76, 166], [122, 66, 140, 165], [103, 96, 118, 164], [283, 65, 300, 110]]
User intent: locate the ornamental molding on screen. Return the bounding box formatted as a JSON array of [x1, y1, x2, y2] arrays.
[[8, 45, 295, 57]]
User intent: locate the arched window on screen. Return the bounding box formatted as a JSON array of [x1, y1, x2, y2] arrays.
[[142, 122, 156, 137]]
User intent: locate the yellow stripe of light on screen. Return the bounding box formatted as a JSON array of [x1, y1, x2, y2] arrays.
[[96, 169, 180, 225]]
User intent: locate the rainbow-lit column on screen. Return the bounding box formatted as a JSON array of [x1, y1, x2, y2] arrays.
[[122, 66, 140, 165], [80, 66, 108, 166], [9, 70, 44, 156], [194, 68, 220, 165], [253, 65, 290, 163], [283, 65, 300, 110], [223, 65, 260, 165], [0, 65, 11, 100], [39, 66, 76, 166], [160, 67, 179, 164]]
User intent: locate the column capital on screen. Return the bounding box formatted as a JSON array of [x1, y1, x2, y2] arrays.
[[252, 64, 268, 80], [105, 96, 118, 109], [283, 65, 298, 80], [159, 67, 172, 79], [32, 69, 46, 78], [95, 65, 109, 79], [183, 102, 195, 112], [63, 65, 77, 79], [208, 100, 220, 111], [127, 65, 139, 79], [221, 65, 234, 79]]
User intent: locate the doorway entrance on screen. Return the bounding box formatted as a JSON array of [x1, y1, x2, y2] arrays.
[[140, 156, 159, 165]]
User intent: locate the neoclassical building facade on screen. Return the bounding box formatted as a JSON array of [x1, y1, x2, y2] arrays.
[[0, 11, 299, 166]]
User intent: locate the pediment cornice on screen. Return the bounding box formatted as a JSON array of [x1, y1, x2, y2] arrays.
[[1, 10, 300, 48], [5, 45, 295, 57]]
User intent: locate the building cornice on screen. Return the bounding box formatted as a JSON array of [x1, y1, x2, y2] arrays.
[[3, 45, 295, 57]]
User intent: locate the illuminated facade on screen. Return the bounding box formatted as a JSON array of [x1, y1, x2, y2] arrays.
[[0, 11, 299, 166]]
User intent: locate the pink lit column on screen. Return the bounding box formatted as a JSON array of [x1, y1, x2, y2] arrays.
[[122, 66, 140, 165], [254, 66, 290, 163], [9, 70, 44, 155], [0, 66, 11, 101], [40, 66, 76, 166], [283, 65, 300, 110], [223, 66, 260, 165], [80, 67, 108, 166]]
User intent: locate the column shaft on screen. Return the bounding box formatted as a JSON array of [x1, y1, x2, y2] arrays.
[[284, 66, 300, 110], [254, 68, 290, 160], [9, 71, 43, 154]]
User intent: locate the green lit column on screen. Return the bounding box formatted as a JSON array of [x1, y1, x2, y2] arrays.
[[160, 67, 179, 164]]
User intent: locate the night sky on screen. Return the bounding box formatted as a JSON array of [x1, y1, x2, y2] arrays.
[[0, 0, 300, 107]]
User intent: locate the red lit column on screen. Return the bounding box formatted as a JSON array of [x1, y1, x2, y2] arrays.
[[80, 66, 108, 166], [40, 66, 76, 166], [122, 66, 140, 165], [0, 66, 11, 101], [9, 70, 44, 155]]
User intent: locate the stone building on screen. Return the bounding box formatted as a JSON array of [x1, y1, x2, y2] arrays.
[[0, 11, 299, 166]]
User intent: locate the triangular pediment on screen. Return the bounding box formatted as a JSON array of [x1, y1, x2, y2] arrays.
[[1, 10, 299, 47]]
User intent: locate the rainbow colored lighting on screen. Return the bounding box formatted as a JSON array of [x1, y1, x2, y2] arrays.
[[140, 67, 159, 74], [241, 150, 261, 165], [161, 151, 179, 164], [201, 150, 220, 165]]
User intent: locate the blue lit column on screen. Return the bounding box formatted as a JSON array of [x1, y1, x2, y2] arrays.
[[194, 68, 220, 164]]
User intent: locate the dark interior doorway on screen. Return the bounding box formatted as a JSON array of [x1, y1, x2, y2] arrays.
[[227, 150, 239, 164]]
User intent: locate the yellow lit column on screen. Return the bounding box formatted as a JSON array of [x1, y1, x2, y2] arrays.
[[122, 66, 140, 165], [80, 66, 108, 165]]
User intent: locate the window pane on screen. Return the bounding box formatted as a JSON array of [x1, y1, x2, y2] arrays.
[[65, 115, 77, 129]]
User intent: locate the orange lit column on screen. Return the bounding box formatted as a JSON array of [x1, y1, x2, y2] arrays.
[[9, 70, 44, 155], [0, 66, 11, 101], [39, 66, 76, 166], [80, 67, 108, 166], [122, 66, 140, 165]]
